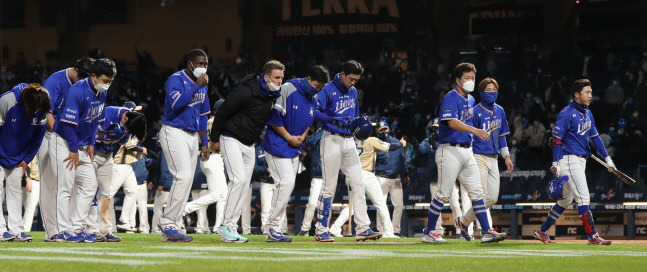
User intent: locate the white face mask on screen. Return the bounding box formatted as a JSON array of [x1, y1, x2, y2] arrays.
[[461, 80, 475, 93], [96, 83, 110, 93], [190, 62, 207, 78], [267, 81, 281, 92]]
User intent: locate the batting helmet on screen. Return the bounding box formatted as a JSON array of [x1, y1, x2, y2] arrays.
[[547, 175, 568, 200], [350, 117, 373, 140]]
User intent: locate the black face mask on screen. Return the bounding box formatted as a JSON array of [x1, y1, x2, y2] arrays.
[[377, 131, 389, 140]]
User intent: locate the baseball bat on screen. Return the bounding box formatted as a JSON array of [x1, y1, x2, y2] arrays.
[[590, 155, 636, 186]]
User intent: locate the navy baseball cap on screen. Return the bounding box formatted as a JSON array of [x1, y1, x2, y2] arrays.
[[123, 101, 142, 111]]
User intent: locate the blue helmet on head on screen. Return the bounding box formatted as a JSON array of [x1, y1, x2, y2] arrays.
[[547, 175, 568, 200], [350, 117, 373, 140]]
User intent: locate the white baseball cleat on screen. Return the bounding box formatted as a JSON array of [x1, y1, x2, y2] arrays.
[[329, 225, 343, 237], [421, 232, 446, 243]]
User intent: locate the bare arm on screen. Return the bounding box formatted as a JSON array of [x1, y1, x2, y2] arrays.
[[447, 119, 489, 141]]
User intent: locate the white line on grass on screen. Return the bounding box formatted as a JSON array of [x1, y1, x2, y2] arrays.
[[0, 255, 164, 266]]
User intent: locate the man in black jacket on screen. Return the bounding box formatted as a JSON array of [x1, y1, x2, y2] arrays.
[[209, 60, 284, 243]]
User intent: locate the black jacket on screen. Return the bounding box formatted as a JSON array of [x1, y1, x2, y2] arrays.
[[210, 75, 278, 146]]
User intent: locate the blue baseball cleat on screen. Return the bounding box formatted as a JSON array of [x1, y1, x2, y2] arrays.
[[161, 225, 192, 242], [0, 232, 15, 242], [266, 227, 292, 243], [89, 232, 107, 242], [355, 229, 382, 242], [314, 232, 334, 242], [14, 232, 33, 242], [59, 231, 83, 243], [455, 217, 472, 242], [44, 233, 62, 242], [75, 229, 96, 243], [104, 233, 122, 242]]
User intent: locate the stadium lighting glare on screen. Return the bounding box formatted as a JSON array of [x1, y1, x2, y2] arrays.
[[414, 203, 450, 207], [623, 202, 647, 206], [515, 202, 557, 206]]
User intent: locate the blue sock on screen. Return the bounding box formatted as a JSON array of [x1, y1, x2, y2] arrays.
[[424, 198, 444, 235], [472, 199, 491, 232], [539, 204, 566, 232], [577, 205, 589, 216]]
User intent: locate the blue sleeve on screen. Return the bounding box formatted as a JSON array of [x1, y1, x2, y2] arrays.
[[315, 91, 327, 112], [591, 135, 609, 158], [89, 109, 103, 147], [314, 111, 333, 124], [388, 142, 403, 151], [199, 91, 210, 132], [498, 135, 507, 148], [43, 76, 59, 112], [266, 109, 284, 127], [59, 87, 82, 125], [418, 139, 430, 155], [60, 122, 78, 153], [552, 110, 569, 139], [439, 97, 459, 122], [353, 90, 360, 118], [23, 124, 46, 163], [166, 75, 202, 110], [499, 109, 510, 136]]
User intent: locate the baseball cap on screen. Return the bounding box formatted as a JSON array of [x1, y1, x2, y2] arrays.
[[213, 99, 225, 111], [431, 118, 439, 130], [123, 101, 142, 111], [377, 120, 389, 131]]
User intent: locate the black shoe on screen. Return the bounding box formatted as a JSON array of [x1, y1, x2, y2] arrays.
[[297, 230, 309, 236], [393, 233, 403, 238]]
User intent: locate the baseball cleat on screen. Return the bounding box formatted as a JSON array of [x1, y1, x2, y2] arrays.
[[161, 225, 192, 242], [314, 232, 334, 242], [14, 232, 33, 242], [89, 232, 107, 242], [355, 229, 382, 241], [329, 225, 343, 237], [117, 220, 137, 232], [218, 226, 248, 243], [455, 217, 472, 242], [266, 227, 292, 243], [44, 233, 62, 242], [421, 232, 446, 243], [59, 231, 83, 243], [481, 230, 507, 243], [381, 232, 399, 238], [393, 233, 403, 238], [533, 229, 555, 244], [0, 232, 15, 242], [588, 233, 612, 245], [104, 233, 122, 242], [297, 230, 310, 236], [75, 229, 96, 243]]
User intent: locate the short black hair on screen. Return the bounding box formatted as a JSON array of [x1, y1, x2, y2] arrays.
[[74, 57, 95, 78], [572, 79, 591, 95], [307, 65, 330, 83], [341, 60, 364, 75], [91, 58, 117, 78], [188, 49, 208, 63], [453, 62, 477, 79], [21, 83, 51, 118], [124, 111, 147, 142]]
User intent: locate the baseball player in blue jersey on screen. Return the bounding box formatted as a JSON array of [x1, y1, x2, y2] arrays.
[[457, 78, 514, 232], [313, 60, 380, 242], [298, 128, 324, 236], [209, 60, 284, 243], [0, 83, 50, 242], [159, 49, 211, 242], [45, 59, 116, 243], [261, 65, 330, 242], [422, 63, 506, 243], [534, 79, 615, 245]]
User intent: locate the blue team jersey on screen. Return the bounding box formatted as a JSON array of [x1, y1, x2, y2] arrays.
[[95, 106, 130, 155], [0, 84, 47, 168], [315, 73, 359, 134], [56, 78, 106, 146], [162, 70, 210, 132], [552, 101, 599, 157], [438, 89, 475, 144], [262, 78, 317, 158], [471, 103, 510, 154], [43, 69, 74, 131]]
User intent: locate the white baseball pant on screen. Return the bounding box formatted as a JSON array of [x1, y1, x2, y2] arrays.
[[87, 153, 113, 234], [331, 170, 394, 236], [159, 125, 200, 229], [185, 154, 228, 229], [22, 179, 40, 231], [377, 176, 403, 234], [0, 166, 25, 235], [69, 148, 98, 233], [109, 163, 138, 230], [39, 132, 63, 238], [151, 190, 169, 233], [240, 183, 252, 234], [264, 154, 298, 232], [130, 182, 150, 233], [300, 178, 322, 232], [220, 135, 255, 229], [448, 183, 474, 235], [260, 183, 289, 233], [429, 182, 444, 233], [435, 144, 484, 202], [316, 131, 370, 234], [556, 155, 589, 207], [190, 189, 209, 233], [462, 154, 498, 227]]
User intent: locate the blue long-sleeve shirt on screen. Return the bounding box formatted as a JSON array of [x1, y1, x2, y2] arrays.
[[314, 73, 359, 134], [416, 138, 437, 182], [162, 70, 210, 136], [0, 84, 47, 168], [374, 135, 409, 179], [306, 129, 323, 178]]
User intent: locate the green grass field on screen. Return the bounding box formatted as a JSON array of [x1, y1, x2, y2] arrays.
[[1, 232, 646, 272]]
